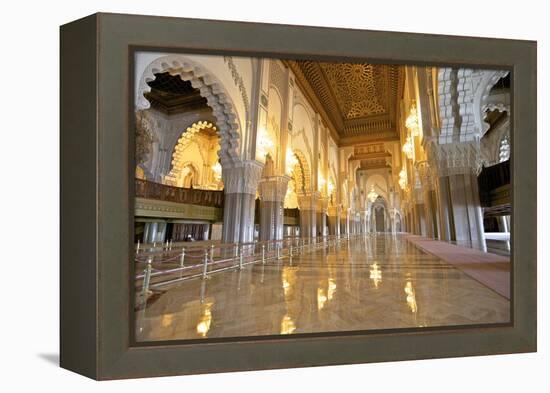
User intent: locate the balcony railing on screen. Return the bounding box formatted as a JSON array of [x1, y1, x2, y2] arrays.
[[135, 179, 224, 208], [284, 208, 300, 218]]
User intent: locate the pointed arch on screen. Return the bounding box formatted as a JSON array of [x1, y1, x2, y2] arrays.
[[164, 121, 216, 186], [291, 149, 311, 195], [136, 55, 242, 166]]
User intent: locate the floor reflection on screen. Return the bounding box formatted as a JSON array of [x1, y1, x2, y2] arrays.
[[135, 234, 510, 341]]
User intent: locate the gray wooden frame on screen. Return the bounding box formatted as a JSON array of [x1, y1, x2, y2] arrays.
[[60, 12, 537, 380]]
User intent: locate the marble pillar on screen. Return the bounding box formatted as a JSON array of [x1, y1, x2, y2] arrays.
[[447, 172, 486, 251], [143, 222, 150, 243], [422, 194, 435, 238], [222, 161, 264, 244], [299, 209, 316, 238], [298, 194, 318, 238], [327, 206, 340, 237], [148, 222, 158, 243], [339, 210, 348, 235], [417, 162, 439, 239], [316, 212, 327, 236], [258, 176, 290, 241], [436, 176, 453, 241], [430, 189, 440, 239], [158, 222, 167, 242]]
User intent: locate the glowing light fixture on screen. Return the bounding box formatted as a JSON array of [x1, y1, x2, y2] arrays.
[[212, 162, 222, 181], [318, 171, 326, 191], [398, 168, 408, 190], [257, 126, 274, 160], [327, 179, 335, 195], [402, 136, 414, 160], [405, 101, 420, 137], [367, 185, 378, 203], [286, 148, 298, 175]]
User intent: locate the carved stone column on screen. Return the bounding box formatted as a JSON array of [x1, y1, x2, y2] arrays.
[[258, 175, 290, 241], [222, 160, 264, 243], [359, 210, 368, 234], [340, 209, 349, 235], [298, 193, 318, 238], [417, 161, 438, 239], [430, 142, 486, 251], [348, 211, 355, 234], [316, 197, 328, 237], [435, 176, 452, 241], [327, 205, 341, 237], [411, 168, 425, 236]]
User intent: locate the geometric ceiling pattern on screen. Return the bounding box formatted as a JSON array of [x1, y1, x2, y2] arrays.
[[286, 60, 402, 144], [320, 63, 387, 119]]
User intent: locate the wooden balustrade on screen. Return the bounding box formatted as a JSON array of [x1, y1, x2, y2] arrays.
[[135, 179, 224, 208]]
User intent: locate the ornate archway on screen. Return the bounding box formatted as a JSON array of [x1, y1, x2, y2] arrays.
[[164, 120, 221, 189], [291, 149, 311, 195], [136, 55, 242, 167]]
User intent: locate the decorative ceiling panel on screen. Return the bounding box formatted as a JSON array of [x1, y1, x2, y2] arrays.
[[287, 60, 403, 142], [320, 63, 387, 119]]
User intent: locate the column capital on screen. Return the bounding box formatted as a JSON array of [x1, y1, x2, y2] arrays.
[[416, 160, 435, 190], [327, 205, 341, 217], [427, 141, 482, 178], [258, 175, 291, 203], [222, 160, 264, 195], [297, 191, 320, 211]]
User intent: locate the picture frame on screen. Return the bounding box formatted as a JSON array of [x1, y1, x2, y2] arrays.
[[60, 12, 537, 380]]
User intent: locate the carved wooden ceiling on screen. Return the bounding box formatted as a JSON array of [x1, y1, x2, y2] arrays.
[[145, 72, 211, 115], [351, 143, 393, 170], [286, 60, 403, 145]]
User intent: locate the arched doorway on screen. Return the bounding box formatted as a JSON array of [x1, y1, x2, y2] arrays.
[[374, 205, 386, 233]]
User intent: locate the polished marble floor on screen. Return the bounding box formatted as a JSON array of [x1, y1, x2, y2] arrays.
[[135, 234, 510, 342]]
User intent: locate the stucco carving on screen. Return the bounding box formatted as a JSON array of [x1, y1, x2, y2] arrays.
[[416, 161, 435, 190], [135, 55, 242, 167], [437, 68, 460, 144], [258, 175, 290, 203], [428, 141, 483, 177], [223, 56, 250, 122], [135, 110, 155, 166], [456, 69, 509, 141], [222, 160, 264, 195], [291, 149, 312, 194]]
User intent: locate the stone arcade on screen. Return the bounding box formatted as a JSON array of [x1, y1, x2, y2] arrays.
[[133, 52, 511, 340]]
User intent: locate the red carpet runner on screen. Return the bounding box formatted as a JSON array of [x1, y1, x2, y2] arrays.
[[405, 235, 510, 300]]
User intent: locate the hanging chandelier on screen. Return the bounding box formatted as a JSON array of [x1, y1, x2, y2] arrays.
[[285, 148, 297, 175], [257, 126, 274, 160], [367, 185, 378, 203], [212, 162, 222, 181], [398, 168, 407, 190], [318, 171, 326, 192], [402, 136, 414, 160], [327, 179, 335, 195], [405, 101, 420, 137]]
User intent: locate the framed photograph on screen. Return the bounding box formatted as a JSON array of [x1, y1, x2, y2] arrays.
[[60, 12, 536, 380]]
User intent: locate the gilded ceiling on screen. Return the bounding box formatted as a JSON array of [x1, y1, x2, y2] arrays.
[[320, 63, 387, 119], [287, 60, 402, 144]]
